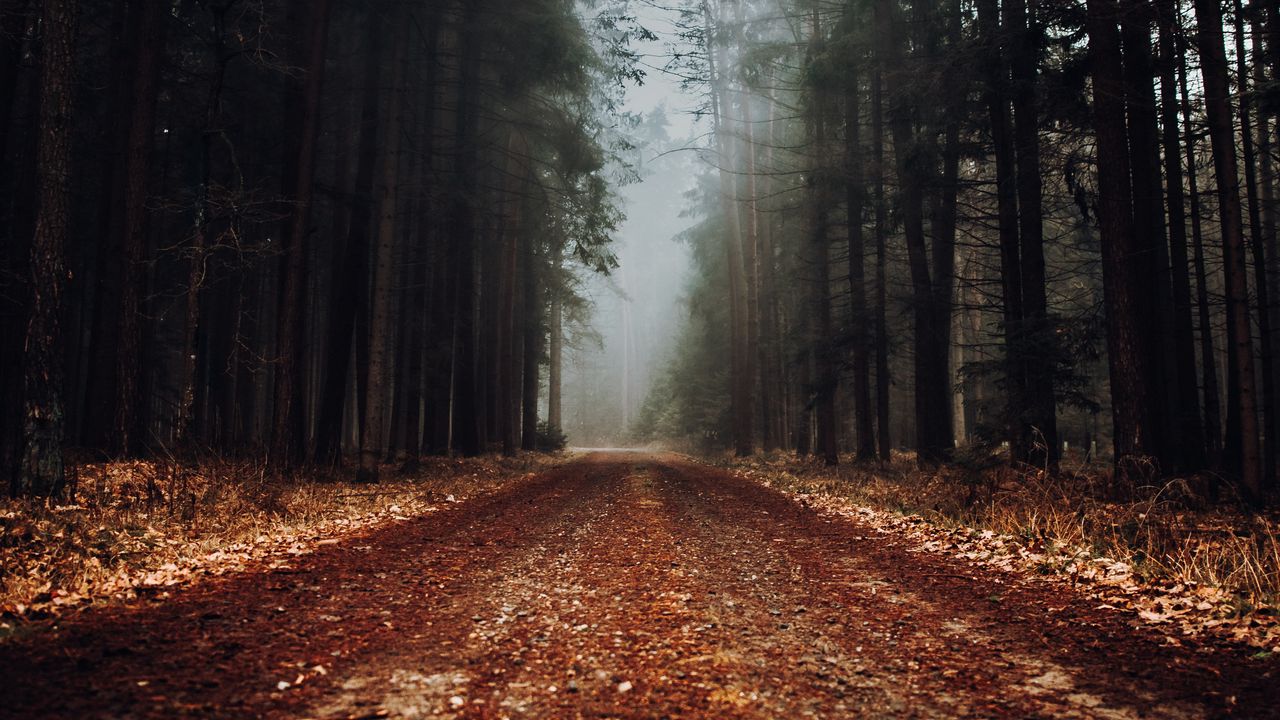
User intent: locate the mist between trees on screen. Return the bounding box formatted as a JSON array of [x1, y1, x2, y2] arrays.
[[623, 0, 1278, 508], [1, 0, 1278, 508]]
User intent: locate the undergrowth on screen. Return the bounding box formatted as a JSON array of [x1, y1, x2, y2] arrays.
[[725, 450, 1280, 615], [0, 453, 556, 629]]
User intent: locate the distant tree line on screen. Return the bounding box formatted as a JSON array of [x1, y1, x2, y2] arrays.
[[1, 0, 635, 495], [633, 0, 1279, 504]]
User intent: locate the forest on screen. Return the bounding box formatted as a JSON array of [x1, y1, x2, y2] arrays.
[[630, 0, 1280, 510], [1, 0, 640, 492], [1, 0, 1280, 715], [2, 0, 1278, 503]]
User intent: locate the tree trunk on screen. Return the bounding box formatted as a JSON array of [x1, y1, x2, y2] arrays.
[[1179, 19, 1222, 467], [358, 18, 407, 481], [706, 0, 753, 457], [1121, 0, 1180, 473], [1156, 0, 1205, 470], [548, 247, 563, 434], [314, 10, 382, 465], [930, 0, 961, 460], [844, 44, 874, 461], [81, 0, 130, 450], [271, 0, 333, 468], [176, 15, 231, 447], [1232, 0, 1275, 487], [1008, 0, 1057, 469], [449, 4, 483, 457], [871, 63, 891, 462], [877, 0, 948, 465], [1255, 4, 1280, 486], [497, 130, 526, 458], [978, 0, 1026, 461], [1087, 0, 1155, 484], [520, 226, 540, 452], [732, 2, 761, 459], [804, 7, 838, 465], [115, 0, 166, 451], [1192, 0, 1263, 499], [19, 0, 75, 497]]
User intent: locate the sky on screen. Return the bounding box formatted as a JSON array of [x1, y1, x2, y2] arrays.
[[559, 3, 705, 446]]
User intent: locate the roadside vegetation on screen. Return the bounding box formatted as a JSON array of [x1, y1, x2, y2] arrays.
[[717, 450, 1280, 652], [0, 454, 557, 633]]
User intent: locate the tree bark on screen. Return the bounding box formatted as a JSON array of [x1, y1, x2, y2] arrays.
[[1087, 0, 1155, 484], [1232, 0, 1275, 487], [876, 0, 948, 465], [803, 7, 838, 465], [548, 245, 563, 434], [1155, 0, 1206, 470], [978, 0, 1026, 461], [706, 0, 753, 457], [1255, 4, 1280, 486], [176, 10, 231, 447], [520, 224, 540, 452], [358, 17, 407, 481], [843, 37, 874, 462], [1192, 0, 1263, 499], [871, 63, 891, 462], [1121, 0, 1181, 473], [315, 9, 382, 465], [19, 0, 76, 497], [497, 130, 527, 457], [271, 0, 333, 468], [449, 3, 483, 457], [1178, 19, 1222, 467], [1008, 0, 1057, 469]]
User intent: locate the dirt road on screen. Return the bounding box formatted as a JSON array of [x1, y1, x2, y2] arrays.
[[1, 453, 1275, 718]]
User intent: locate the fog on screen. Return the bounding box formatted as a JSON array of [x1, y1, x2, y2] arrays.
[[560, 6, 701, 448]]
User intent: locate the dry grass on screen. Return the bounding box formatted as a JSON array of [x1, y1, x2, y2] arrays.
[[0, 453, 559, 629], [723, 450, 1280, 616]]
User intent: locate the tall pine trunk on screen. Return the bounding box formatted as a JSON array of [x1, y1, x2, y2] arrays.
[[1088, 0, 1155, 485], [1121, 0, 1180, 472], [1156, 0, 1205, 470], [872, 63, 891, 461], [358, 18, 407, 481], [314, 11, 382, 465], [271, 0, 333, 467], [520, 227, 540, 452], [845, 55, 874, 461], [877, 0, 948, 465], [20, 0, 75, 497], [1193, 0, 1263, 499], [978, 0, 1026, 461], [1008, 0, 1057, 469], [1179, 21, 1222, 466], [706, 0, 753, 457], [1232, 0, 1275, 487]]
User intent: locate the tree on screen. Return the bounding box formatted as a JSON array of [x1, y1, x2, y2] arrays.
[[704, 0, 753, 458], [19, 0, 75, 497], [359, 15, 407, 482], [1088, 0, 1154, 483], [271, 0, 334, 468], [1192, 0, 1263, 499]]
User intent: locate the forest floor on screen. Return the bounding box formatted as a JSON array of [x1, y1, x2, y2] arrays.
[[1, 451, 1277, 719]]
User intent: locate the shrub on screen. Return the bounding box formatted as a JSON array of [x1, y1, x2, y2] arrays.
[[535, 422, 568, 452]]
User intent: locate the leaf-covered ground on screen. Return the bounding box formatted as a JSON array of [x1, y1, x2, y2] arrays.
[[0, 455, 551, 631], [0, 452, 1275, 718], [719, 453, 1280, 654]]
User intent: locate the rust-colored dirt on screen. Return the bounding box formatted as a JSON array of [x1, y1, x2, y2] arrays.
[[1, 452, 1275, 718]]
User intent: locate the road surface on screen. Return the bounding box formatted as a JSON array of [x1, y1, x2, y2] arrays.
[[1, 452, 1274, 718]]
